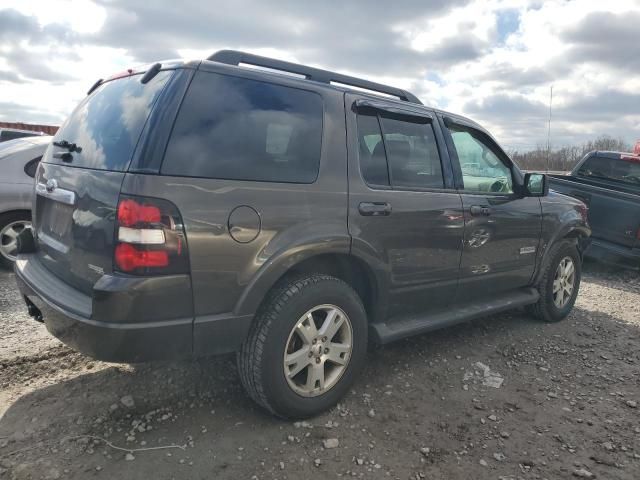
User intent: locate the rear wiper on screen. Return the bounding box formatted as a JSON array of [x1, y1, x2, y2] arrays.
[[87, 78, 103, 95], [140, 63, 162, 84], [53, 140, 82, 153]]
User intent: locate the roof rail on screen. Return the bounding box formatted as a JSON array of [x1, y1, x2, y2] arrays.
[[207, 50, 422, 105]]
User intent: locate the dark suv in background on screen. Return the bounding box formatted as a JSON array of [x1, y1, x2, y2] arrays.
[[15, 51, 590, 418]]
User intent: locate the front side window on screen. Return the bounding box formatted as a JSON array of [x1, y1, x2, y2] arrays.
[[161, 72, 323, 183], [577, 156, 640, 187], [449, 127, 513, 193], [356, 112, 444, 189]]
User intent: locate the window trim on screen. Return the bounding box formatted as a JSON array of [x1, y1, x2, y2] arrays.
[[442, 117, 520, 196], [354, 99, 433, 122], [356, 111, 448, 192]]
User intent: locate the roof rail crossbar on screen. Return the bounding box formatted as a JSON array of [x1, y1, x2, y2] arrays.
[[207, 50, 422, 105]]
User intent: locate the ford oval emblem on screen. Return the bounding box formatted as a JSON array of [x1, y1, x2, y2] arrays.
[[46, 179, 58, 193]]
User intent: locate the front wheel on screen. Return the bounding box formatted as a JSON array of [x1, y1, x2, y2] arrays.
[[527, 240, 582, 322], [237, 274, 368, 418]]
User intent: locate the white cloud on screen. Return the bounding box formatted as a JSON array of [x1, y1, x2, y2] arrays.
[[0, 0, 639, 149]]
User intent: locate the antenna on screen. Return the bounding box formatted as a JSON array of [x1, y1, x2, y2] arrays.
[[546, 85, 553, 172]]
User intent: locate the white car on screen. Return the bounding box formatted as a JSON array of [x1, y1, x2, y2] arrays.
[[0, 135, 52, 267]]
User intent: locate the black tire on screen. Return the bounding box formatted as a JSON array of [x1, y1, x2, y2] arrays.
[[0, 211, 31, 270], [237, 274, 368, 419], [527, 240, 581, 322]]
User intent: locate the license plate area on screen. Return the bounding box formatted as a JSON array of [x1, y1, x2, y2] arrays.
[[40, 200, 74, 244]]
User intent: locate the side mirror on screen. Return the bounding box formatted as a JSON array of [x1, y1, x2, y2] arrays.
[[523, 172, 548, 197]]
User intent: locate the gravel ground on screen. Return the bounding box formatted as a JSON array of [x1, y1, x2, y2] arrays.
[[1, 262, 639, 480]]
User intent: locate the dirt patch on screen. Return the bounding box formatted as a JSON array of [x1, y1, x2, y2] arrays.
[[1, 264, 639, 479]]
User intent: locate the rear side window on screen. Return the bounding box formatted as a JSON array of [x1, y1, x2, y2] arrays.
[[49, 71, 172, 171], [24, 156, 42, 178], [1, 130, 36, 142], [356, 112, 444, 189], [161, 72, 323, 183], [577, 156, 640, 187]]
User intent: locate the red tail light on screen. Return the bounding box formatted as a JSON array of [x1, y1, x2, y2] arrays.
[[115, 243, 169, 271], [114, 195, 188, 275], [117, 199, 161, 227]]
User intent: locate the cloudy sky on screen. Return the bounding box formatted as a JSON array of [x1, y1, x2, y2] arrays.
[[1, 0, 639, 150]]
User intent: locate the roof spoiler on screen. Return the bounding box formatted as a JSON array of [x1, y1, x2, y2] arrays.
[[207, 50, 422, 105]]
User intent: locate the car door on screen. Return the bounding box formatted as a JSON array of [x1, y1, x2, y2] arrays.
[[439, 115, 542, 301], [346, 94, 464, 319]]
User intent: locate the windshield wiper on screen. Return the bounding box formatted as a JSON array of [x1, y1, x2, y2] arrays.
[[53, 139, 82, 153]]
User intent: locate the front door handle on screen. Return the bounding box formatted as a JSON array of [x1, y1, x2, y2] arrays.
[[470, 205, 491, 216], [359, 202, 392, 216]]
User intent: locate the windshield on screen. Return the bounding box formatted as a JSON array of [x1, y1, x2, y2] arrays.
[[48, 71, 172, 171]]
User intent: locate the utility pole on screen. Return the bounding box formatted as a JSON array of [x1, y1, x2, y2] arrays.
[[546, 85, 553, 172]]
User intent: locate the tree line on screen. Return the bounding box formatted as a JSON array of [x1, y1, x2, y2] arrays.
[[507, 136, 633, 172]]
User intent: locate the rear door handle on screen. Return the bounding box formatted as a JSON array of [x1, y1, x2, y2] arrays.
[[359, 202, 392, 216], [470, 205, 491, 216]]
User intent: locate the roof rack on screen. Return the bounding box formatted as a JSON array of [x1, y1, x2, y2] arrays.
[[207, 50, 422, 105]]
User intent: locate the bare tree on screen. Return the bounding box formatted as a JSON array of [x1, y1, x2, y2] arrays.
[[510, 136, 633, 172]]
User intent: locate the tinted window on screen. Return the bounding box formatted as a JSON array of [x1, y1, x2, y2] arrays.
[[161, 72, 323, 183], [577, 156, 640, 187], [1, 130, 36, 142], [356, 112, 443, 189], [356, 113, 388, 186], [49, 71, 172, 171], [380, 117, 443, 189], [24, 156, 42, 178], [449, 127, 513, 193]]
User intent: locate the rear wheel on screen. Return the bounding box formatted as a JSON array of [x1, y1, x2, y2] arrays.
[[237, 274, 367, 418], [0, 212, 31, 269], [527, 240, 581, 322]]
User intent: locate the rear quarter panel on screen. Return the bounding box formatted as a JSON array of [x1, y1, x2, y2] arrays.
[[120, 80, 349, 319], [0, 145, 42, 214]]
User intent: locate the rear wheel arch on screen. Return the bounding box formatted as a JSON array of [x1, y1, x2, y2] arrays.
[[235, 252, 383, 324], [0, 208, 32, 219]]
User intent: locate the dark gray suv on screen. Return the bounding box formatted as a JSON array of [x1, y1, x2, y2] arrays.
[[15, 51, 590, 418]]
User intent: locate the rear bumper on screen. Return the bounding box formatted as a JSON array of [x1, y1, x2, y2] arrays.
[[586, 238, 640, 269], [15, 255, 193, 363]]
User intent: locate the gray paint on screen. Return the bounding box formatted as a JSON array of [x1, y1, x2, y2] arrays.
[[15, 58, 591, 362], [0, 136, 50, 215]]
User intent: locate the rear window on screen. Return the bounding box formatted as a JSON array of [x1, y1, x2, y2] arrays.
[[49, 71, 172, 171], [161, 71, 323, 183], [577, 155, 640, 187]]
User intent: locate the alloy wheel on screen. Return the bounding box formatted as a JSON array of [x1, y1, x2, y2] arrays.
[[553, 256, 575, 308], [0, 220, 30, 262], [283, 304, 353, 397]]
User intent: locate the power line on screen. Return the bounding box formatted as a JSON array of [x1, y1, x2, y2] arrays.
[[546, 85, 553, 172]]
